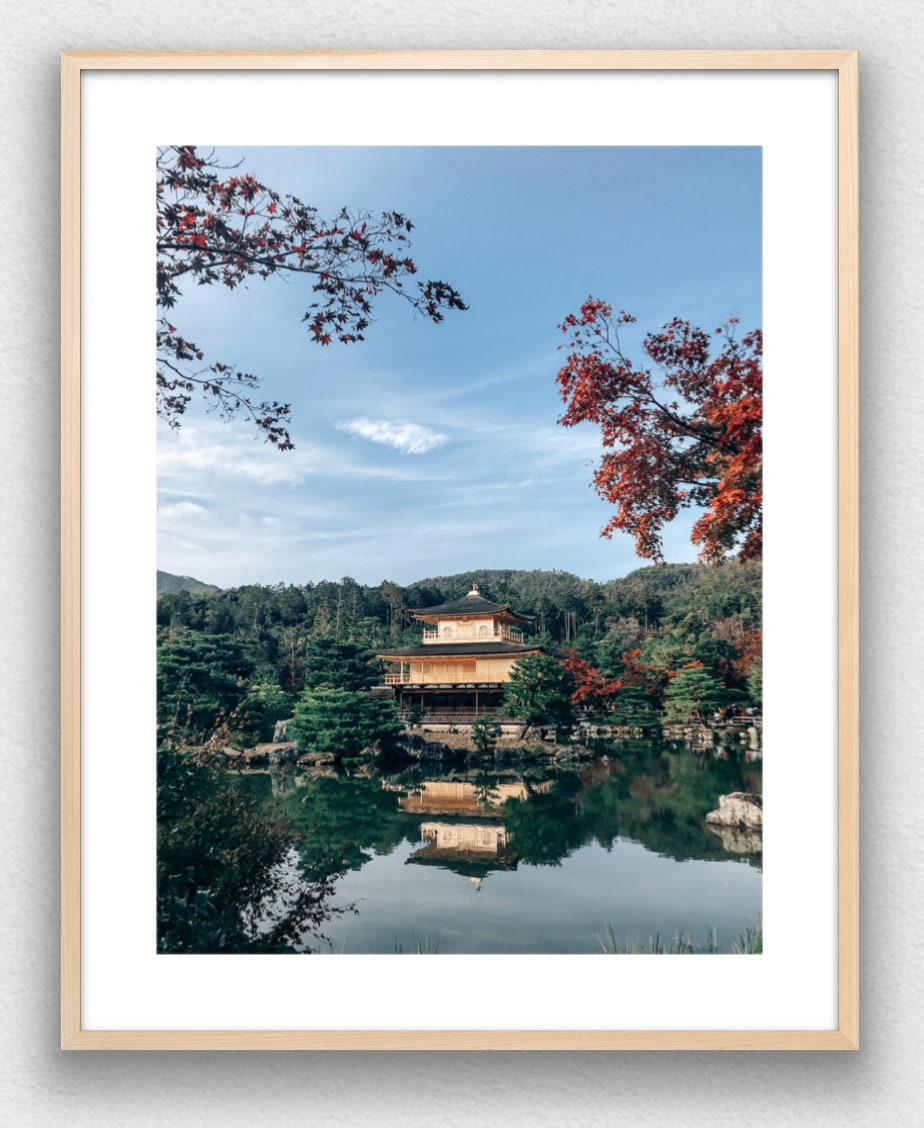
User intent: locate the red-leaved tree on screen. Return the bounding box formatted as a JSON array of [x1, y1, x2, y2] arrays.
[[726, 627, 763, 688], [561, 650, 622, 708], [620, 649, 675, 698], [556, 298, 762, 563], [157, 146, 467, 448]]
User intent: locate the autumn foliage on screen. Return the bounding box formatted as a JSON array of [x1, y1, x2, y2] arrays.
[[561, 648, 678, 720], [561, 649, 622, 707], [156, 146, 466, 447], [556, 298, 762, 563], [619, 648, 676, 696]]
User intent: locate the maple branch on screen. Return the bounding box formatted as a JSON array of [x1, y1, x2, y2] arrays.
[[155, 146, 466, 447], [555, 299, 761, 563]]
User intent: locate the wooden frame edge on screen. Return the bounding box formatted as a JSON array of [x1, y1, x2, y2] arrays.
[[60, 48, 860, 1052], [837, 49, 860, 1052], [61, 49, 83, 1052], [61, 1028, 858, 1051], [60, 48, 856, 71]]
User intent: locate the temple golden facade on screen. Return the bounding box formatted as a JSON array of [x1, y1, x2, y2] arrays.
[[375, 583, 543, 718]]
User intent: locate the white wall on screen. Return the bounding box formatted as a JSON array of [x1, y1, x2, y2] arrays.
[[0, 3, 919, 1125]]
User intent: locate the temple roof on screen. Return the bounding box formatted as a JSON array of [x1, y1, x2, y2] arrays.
[[376, 641, 543, 658], [409, 583, 533, 624], [406, 854, 518, 876]]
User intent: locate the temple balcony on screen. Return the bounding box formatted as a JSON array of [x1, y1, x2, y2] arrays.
[[421, 626, 525, 644]]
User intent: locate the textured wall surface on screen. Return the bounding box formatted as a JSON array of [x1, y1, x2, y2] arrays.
[[1, 3, 919, 1125]]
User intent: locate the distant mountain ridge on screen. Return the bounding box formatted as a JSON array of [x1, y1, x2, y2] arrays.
[[155, 565, 712, 604], [411, 568, 596, 605], [157, 570, 221, 596]]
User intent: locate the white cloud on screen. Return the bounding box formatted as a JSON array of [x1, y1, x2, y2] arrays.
[[158, 426, 309, 485], [158, 500, 207, 520], [158, 422, 449, 487], [338, 417, 447, 455]]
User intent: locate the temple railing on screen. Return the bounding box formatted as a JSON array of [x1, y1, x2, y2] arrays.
[[421, 628, 525, 644]]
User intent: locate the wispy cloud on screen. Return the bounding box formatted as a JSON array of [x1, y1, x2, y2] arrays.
[[158, 500, 208, 520], [338, 417, 447, 455], [158, 427, 309, 486], [158, 422, 451, 487], [417, 351, 552, 405]]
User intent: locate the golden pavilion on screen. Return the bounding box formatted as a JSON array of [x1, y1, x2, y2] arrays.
[[375, 583, 543, 718]]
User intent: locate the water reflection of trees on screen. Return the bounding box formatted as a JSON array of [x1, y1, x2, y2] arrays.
[[280, 743, 762, 883], [281, 774, 412, 881], [501, 774, 585, 865], [157, 750, 345, 954], [158, 742, 761, 953], [575, 750, 762, 868]]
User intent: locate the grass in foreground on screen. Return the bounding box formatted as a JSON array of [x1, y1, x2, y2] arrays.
[[599, 921, 762, 954], [394, 935, 440, 954], [731, 922, 763, 954]]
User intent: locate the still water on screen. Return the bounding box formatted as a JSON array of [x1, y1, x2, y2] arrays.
[[231, 740, 762, 954]]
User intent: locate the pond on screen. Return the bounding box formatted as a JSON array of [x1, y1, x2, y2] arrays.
[[227, 740, 762, 954]]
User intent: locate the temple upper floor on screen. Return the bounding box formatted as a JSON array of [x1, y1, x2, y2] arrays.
[[421, 617, 523, 644], [410, 583, 532, 645]]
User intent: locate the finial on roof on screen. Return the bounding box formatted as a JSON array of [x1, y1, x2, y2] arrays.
[[467, 582, 480, 597]]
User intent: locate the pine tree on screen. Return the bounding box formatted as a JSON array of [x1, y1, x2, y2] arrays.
[[501, 654, 576, 738], [311, 603, 333, 637], [747, 659, 763, 709], [662, 665, 724, 723], [609, 685, 659, 726], [289, 687, 403, 765], [231, 680, 295, 747], [303, 639, 382, 691], [156, 634, 251, 744], [470, 716, 502, 755]]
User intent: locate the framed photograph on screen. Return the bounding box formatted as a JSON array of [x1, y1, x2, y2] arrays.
[[61, 50, 858, 1050]]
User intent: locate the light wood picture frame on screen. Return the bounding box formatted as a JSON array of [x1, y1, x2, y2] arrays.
[[61, 49, 858, 1050]]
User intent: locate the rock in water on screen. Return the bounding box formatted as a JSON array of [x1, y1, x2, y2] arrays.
[[705, 792, 763, 829], [273, 718, 290, 743], [706, 824, 764, 854]]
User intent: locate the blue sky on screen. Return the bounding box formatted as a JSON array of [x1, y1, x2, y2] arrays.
[[157, 146, 761, 588]]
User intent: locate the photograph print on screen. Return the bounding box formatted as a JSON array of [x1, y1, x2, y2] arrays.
[[155, 144, 763, 956]]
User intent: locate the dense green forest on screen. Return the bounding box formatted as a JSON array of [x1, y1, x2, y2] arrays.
[[156, 562, 762, 747]]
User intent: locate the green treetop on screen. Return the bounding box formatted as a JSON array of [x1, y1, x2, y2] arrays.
[[470, 716, 502, 755], [501, 654, 576, 739], [288, 686, 403, 766], [662, 665, 725, 723], [608, 685, 659, 727], [303, 639, 383, 691], [157, 633, 252, 745]]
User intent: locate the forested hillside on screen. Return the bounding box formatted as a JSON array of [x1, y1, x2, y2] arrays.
[[157, 562, 761, 724]]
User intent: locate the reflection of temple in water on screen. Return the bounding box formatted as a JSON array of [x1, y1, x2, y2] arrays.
[[421, 821, 509, 852], [408, 820, 518, 878], [398, 778, 534, 816], [399, 778, 536, 880]]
